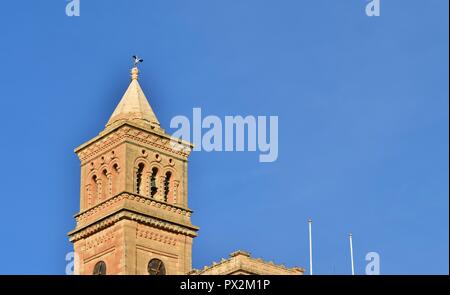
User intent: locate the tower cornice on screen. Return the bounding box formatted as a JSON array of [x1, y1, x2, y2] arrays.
[[73, 191, 194, 224], [74, 121, 193, 165], [68, 209, 199, 243]]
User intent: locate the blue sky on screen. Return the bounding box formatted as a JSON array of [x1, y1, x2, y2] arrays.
[[0, 0, 447, 274]]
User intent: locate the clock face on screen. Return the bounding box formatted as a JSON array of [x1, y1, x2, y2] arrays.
[[148, 259, 166, 275], [93, 261, 106, 275]]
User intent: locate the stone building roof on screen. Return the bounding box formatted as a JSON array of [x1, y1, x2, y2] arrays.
[[106, 67, 160, 131], [188, 250, 304, 275]]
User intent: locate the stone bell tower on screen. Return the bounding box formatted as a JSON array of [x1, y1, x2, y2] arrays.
[[68, 66, 198, 275]]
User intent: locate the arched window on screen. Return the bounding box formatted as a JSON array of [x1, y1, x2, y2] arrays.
[[101, 169, 108, 200], [93, 261, 106, 275], [150, 167, 158, 198], [113, 163, 119, 173], [89, 175, 98, 206], [163, 172, 172, 202], [136, 163, 145, 194], [111, 163, 119, 196], [148, 259, 166, 275]]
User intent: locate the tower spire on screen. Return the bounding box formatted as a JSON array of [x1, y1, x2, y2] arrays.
[[105, 59, 160, 131]]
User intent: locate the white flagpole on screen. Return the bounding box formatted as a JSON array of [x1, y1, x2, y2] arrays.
[[308, 218, 313, 275], [349, 233, 355, 275]]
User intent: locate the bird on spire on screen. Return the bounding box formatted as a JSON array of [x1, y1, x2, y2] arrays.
[[132, 55, 144, 68]]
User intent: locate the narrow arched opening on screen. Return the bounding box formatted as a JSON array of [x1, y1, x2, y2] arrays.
[[163, 171, 172, 202], [136, 163, 145, 194], [150, 167, 158, 198]]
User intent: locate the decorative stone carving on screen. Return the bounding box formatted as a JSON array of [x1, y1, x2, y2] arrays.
[[137, 227, 177, 246]]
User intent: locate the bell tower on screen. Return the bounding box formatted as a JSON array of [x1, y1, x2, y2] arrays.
[[68, 65, 198, 275]]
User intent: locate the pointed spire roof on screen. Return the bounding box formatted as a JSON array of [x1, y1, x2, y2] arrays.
[[105, 67, 160, 130]]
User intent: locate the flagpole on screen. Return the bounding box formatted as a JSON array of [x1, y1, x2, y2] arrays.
[[308, 218, 313, 275], [349, 233, 355, 275]]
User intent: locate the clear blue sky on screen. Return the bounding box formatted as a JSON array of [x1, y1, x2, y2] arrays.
[[0, 0, 447, 274]]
